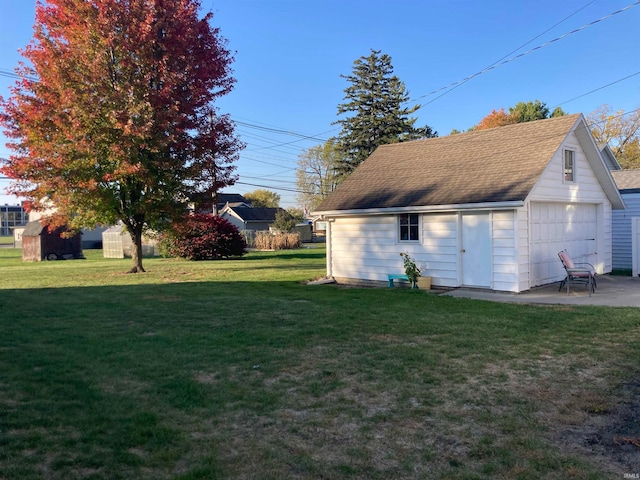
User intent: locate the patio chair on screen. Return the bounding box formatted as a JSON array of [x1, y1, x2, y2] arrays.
[[558, 250, 596, 296]]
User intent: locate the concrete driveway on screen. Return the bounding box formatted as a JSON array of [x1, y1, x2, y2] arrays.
[[441, 275, 640, 307]]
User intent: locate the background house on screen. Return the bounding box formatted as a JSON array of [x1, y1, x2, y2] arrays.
[[314, 114, 623, 292], [611, 169, 640, 275], [219, 205, 283, 232], [190, 192, 251, 215]]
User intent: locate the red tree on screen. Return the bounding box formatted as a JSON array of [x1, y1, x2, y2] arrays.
[[0, 0, 242, 272]]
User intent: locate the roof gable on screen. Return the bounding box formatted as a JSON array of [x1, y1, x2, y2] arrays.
[[222, 206, 282, 222], [315, 114, 611, 213]]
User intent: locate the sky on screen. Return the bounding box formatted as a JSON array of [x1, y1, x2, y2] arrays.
[[1, 0, 639, 208]]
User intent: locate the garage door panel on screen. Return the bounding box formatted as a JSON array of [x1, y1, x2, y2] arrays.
[[531, 203, 597, 286]]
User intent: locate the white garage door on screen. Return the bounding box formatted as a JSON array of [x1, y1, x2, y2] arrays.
[[530, 203, 598, 286]]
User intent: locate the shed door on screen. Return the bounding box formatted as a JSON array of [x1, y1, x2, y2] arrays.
[[530, 202, 597, 286], [461, 213, 492, 287]]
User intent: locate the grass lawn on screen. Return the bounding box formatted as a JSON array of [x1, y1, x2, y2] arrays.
[[1, 247, 639, 479]]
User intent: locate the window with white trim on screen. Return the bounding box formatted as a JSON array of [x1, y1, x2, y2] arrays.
[[399, 213, 419, 241], [564, 149, 575, 183]]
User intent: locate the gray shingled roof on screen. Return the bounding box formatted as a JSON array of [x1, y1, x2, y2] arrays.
[[228, 207, 282, 222], [612, 169, 640, 191], [316, 114, 583, 213]]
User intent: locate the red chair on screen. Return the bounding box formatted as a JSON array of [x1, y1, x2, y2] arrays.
[[558, 250, 596, 296]]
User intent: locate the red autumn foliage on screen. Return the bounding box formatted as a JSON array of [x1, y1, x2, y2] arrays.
[[0, 0, 242, 272], [161, 214, 246, 260]]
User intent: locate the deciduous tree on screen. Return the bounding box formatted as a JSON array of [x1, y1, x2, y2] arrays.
[[587, 105, 640, 169], [296, 139, 342, 212], [472, 101, 566, 131], [0, 0, 241, 272], [334, 50, 436, 176], [474, 108, 517, 131], [244, 189, 280, 208]]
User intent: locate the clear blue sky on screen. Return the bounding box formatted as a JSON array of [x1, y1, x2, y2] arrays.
[[1, 0, 639, 208]]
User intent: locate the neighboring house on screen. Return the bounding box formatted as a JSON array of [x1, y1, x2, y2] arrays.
[[190, 192, 251, 215], [611, 169, 640, 275], [21, 220, 84, 262], [600, 144, 623, 172], [219, 205, 283, 232], [313, 114, 624, 292]]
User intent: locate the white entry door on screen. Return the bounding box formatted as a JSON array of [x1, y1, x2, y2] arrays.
[[461, 213, 492, 287]]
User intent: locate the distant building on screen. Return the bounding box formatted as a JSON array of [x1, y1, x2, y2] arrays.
[[0, 203, 28, 236]]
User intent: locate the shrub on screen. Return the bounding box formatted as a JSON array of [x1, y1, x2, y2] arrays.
[[270, 210, 297, 232], [254, 231, 301, 250], [160, 214, 246, 260]]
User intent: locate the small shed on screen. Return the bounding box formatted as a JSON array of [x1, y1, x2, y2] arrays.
[[21, 220, 84, 262], [102, 224, 159, 258]]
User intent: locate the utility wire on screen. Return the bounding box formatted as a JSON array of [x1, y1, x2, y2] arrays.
[[409, 1, 640, 107], [552, 70, 640, 109], [408, 0, 597, 107]]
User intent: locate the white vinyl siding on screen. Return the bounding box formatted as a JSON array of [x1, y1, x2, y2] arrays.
[[612, 193, 640, 270], [530, 132, 608, 204], [516, 207, 531, 292], [422, 214, 459, 287], [492, 211, 518, 292], [329, 215, 404, 282], [329, 213, 461, 287]]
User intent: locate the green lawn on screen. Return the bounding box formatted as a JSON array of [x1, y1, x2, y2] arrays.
[[1, 247, 639, 479]]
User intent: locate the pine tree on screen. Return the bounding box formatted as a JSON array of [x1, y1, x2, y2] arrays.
[[334, 50, 436, 176]]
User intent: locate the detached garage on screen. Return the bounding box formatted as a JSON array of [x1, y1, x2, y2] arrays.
[[314, 114, 624, 292]]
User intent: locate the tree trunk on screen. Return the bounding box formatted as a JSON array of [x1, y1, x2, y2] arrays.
[[127, 227, 146, 273]]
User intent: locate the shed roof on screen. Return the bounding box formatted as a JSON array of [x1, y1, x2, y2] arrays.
[[315, 114, 621, 213], [22, 220, 45, 237]]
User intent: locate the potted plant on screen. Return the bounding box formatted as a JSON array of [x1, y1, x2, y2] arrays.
[[400, 252, 421, 289]]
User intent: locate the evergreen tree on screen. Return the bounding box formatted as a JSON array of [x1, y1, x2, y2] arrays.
[[334, 50, 436, 176]]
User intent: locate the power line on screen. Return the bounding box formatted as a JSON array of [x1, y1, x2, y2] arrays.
[[408, 0, 597, 107], [552, 70, 640, 109], [410, 1, 640, 107]]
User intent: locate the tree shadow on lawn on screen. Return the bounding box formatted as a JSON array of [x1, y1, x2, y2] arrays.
[[241, 249, 327, 261]]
